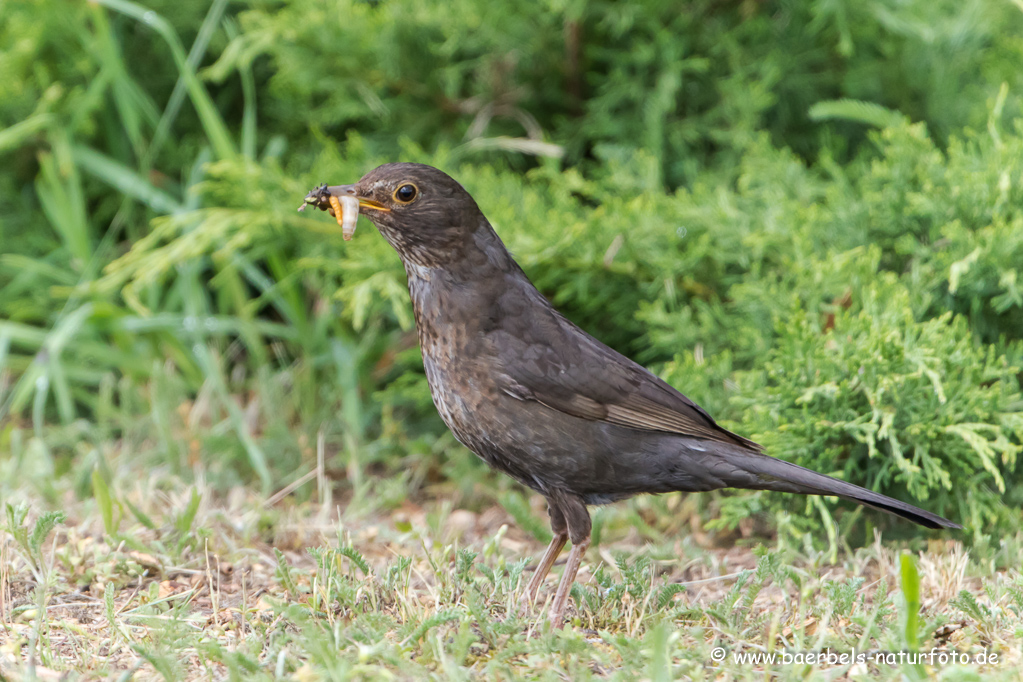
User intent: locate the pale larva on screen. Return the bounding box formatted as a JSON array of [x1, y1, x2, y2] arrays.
[[327, 194, 360, 241], [340, 194, 359, 241]]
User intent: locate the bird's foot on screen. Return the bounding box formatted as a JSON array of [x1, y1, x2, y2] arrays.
[[516, 532, 567, 618], [546, 538, 588, 627]]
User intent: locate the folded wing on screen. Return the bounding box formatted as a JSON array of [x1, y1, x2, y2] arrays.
[[488, 303, 760, 451]]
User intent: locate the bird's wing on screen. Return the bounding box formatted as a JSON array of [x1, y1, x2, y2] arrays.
[[488, 298, 761, 451]]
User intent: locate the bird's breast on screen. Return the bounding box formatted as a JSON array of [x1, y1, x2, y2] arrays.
[[407, 273, 495, 443], [405, 268, 609, 495]]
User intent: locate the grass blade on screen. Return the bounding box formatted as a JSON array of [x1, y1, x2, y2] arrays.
[[73, 146, 183, 214], [0, 114, 54, 155], [93, 0, 236, 161], [145, 0, 230, 165], [92, 467, 117, 536]]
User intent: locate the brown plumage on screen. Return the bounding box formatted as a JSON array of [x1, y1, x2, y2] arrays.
[[304, 162, 960, 625]]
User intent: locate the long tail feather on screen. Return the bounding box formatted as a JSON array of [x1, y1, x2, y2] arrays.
[[728, 452, 960, 530]]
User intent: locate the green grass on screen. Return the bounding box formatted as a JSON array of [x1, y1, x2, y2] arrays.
[[2, 453, 1022, 680]]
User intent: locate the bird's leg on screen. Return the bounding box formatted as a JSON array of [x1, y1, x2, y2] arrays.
[[520, 501, 568, 610], [521, 532, 567, 607], [549, 536, 590, 625], [547, 494, 591, 626]]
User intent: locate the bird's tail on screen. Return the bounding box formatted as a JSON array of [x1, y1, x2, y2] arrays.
[[722, 451, 960, 530]]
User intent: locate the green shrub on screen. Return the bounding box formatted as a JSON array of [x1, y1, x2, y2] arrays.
[[730, 264, 1021, 535], [207, 0, 1023, 184]]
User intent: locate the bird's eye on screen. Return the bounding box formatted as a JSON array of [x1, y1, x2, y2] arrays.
[[393, 183, 418, 204]]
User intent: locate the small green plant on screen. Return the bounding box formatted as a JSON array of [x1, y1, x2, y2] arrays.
[[4, 503, 65, 575]]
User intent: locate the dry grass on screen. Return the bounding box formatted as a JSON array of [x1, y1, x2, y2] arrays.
[[1, 477, 1021, 681]]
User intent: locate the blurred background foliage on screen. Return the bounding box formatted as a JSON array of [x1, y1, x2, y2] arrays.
[[1, 0, 1022, 543]]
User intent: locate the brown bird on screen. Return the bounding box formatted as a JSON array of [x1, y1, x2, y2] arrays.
[[301, 163, 960, 625]]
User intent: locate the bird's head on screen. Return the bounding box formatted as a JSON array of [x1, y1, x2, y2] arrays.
[[303, 163, 487, 269]]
